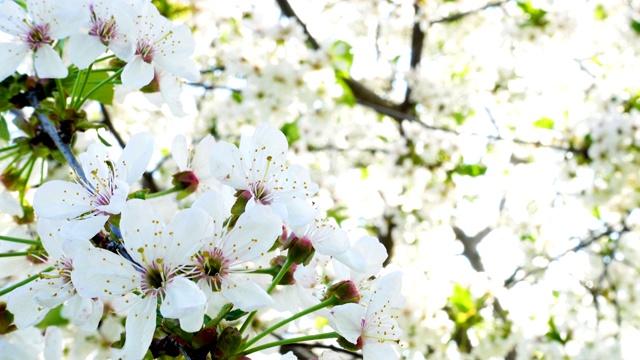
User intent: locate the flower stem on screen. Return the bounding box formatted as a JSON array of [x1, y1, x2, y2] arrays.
[[0, 266, 54, 297], [243, 332, 340, 355], [75, 68, 124, 109], [239, 256, 295, 334], [73, 63, 94, 108], [242, 296, 339, 351], [267, 256, 294, 294], [204, 303, 233, 329], [0, 250, 46, 257], [145, 186, 181, 199], [0, 235, 40, 246]]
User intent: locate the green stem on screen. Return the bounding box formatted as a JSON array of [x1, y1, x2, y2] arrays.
[[144, 186, 180, 199], [93, 55, 115, 63], [55, 78, 66, 110], [243, 332, 340, 355], [75, 68, 124, 109], [73, 63, 95, 108], [267, 256, 294, 294], [242, 296, 339, 351], [0, 266, 54, 297], [0, 250, 46, 258], [204, 303, 233, 329], [0, 235, 40, 246], [69, 67, 84, 103], [239, 256, 295, 334], [0, 144, 19, 153]]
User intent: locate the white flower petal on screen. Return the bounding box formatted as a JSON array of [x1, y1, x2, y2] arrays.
[[33, 279, 74, 308], [43, 326, 62, 360], [117, 132, 154, 186], [60, 215, 110, 241], [0, 42, 28, 81], [33, 181, 93, 220], [160, 276, 206, 322], [178, 305, 206, 333], [6, 280, 49, 328], [223, 205, 282, 262], [159, 71, 187, 117], [121, 56, 154, 88], [240, 124, 288, 166], [68, 33, 107, 69], [34, 44, 68, 79], [210, 142, 250, 190], [171, 134, 189, 171], [37, 218, 65, 261], [163, 207, 211, 267], [329, 303, 364, 344], [120, 297, 156, 360], [221, 275, 273, 312], [284, 198, 317, 226], [363, 342, 398, 360], [0, 1, 29, 36], [71, 247, 140, 298], [63, 294, 103, 331], [120, 199, 163, 264]]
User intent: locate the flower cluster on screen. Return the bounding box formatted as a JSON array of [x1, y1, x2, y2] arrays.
[[0, 0, 197, 116], [2, 122, 403, 359]]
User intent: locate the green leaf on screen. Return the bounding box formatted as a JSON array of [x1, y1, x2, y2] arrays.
[[96, 129, 112, 147], [63, 70, 115, 105], [632, 20, 640, 35], [594, 4, 607, 20], [517, 1, 549, 27], [231, 91, 243, 104], [329, 40, 354, 78], [280, 120, 301, 146], [335, 77, 355, 106], [0, 114, 9, 142], [533, 117, 554, 129], [327, 205, 348, 226], [453, 163, 487, 177]]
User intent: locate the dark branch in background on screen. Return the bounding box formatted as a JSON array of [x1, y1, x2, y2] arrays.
[[452, 226, 491, 272], [428, 0, 511, 25], [187, 82, 242, 93], [357, 98, 584, 154], [100, 104, 159, 193], [401, 2, 426, 112], [276, 0, 320, 50]]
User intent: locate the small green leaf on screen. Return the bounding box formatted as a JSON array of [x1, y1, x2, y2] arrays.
[[329, 40, 354, 78], [96, 130, 112, 147], [280, 120, 301, 146], [594, 4, 607, 20], [335, 77, 355, 107], [517, 1, 549, 27], [63, 70, 115, 105], [453, 163, 487, 177], [231, 91, 243, 103], [533, 117, 554, 129], [632, 20, 640, 35], [0, 114, 9, 141]]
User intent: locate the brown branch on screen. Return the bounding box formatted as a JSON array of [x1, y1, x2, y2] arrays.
[[428, 0, 511, 25], [402, 2, 426, 111]]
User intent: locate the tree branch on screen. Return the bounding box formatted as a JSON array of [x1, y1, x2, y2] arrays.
[[428, 0, 511, 25]]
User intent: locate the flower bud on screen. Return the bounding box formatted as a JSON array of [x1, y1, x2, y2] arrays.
[[337, 335, 364, 351], [191, 327, 218, 350], [269, 255, 297, 285], [326, 280, 360, 305], [0, 302, 16, 335], [284, 234, 316, 265], [216, 326, 244, 358], [172, 170, 199, 199]]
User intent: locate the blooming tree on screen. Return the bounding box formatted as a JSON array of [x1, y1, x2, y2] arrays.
[[1, 0, 640, 359]]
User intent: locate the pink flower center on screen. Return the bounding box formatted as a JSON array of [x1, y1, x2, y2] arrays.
[[194, 248, 230, 291], [89, 14, 119, 44], [136, 41, 155, 63], [25, 23, 53, 51]]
